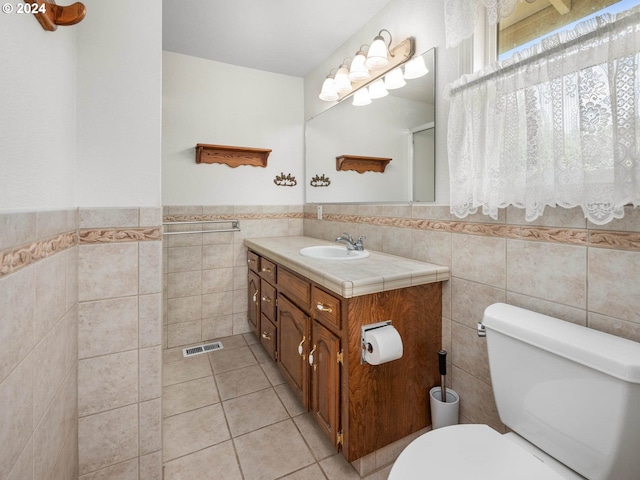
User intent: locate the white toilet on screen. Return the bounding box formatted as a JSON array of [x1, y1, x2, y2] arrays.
[[389, 303, 640, 480]]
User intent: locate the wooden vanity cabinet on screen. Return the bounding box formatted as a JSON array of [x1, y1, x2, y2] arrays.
[[246, 249, 442, 462]]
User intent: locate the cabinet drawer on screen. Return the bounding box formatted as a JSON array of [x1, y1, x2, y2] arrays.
[[260, 257, 277, 284], [260, 315, 277, 361], [247, 251, 260, 273], [312, 287, 341, 330], [260, 280, 277, 322], [278, 268, 311, 310]]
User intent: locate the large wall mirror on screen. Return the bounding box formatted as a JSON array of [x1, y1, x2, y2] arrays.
[[305, 48, 435, 203]]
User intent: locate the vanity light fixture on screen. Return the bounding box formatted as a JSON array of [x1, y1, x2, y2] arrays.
[[318, 30, 415, 105]]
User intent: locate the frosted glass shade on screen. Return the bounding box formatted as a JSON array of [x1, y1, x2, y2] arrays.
[[365, 35, 389, 68], [319, 77, 338, 101], [352, 88, 371, 106], [368, 79, 388, 99], [384, 68, 406, 89], [404, 55, 429, 79], [334, 64, 352, 94], [349, 52, 370, 81]]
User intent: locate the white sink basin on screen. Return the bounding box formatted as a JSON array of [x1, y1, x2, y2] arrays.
[[299, 245, 370, 260]]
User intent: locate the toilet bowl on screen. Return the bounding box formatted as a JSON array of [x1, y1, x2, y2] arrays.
[[389, 303, 640, 480], [388, 424, 585, 480]]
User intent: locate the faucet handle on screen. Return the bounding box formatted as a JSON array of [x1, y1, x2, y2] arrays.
[[342, 232, 354, 242]]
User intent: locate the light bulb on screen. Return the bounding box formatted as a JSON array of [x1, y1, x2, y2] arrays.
[[352, 88, 372, 106], [384, 68, 406, 90], [348, 51, 370, 81], [404, 55, 429, 79], [365, 35, 389, 69], [368, 79, 388, 99], [319, 76, 338, 101], [334, 64, 352, 94]]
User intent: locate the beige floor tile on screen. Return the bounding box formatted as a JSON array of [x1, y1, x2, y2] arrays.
[[320, 454, 362, 480], [208, 345, 257, 374], [215, 364, 271, 401], [249, 342, 272, 364], [260, 361, 286, 386], [234, 419, 315, 480], [163, 404, 230, 462], [243, 332, 259, 345], [274, 383, 306, 417], [163, 376, 220, 417], [363, 465, 393, 480], [223, 388, 288, 437], [214, 334, 248, 350], [279, 463, 328, 480], [163, 441, 242, 480], [163, 354, 212, 386], [293, 413, 336, 461]]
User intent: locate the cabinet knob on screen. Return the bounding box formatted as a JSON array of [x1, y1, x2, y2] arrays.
[[261, 267, 272, 273], [261, 295, 271, 303], [252, 292, 258, 303], [298, 336, 306, 356], [262, 332, 272, 340], [316, 302, 333, 313], [309, 345, 317, 370], [247, 258, 256, 264]]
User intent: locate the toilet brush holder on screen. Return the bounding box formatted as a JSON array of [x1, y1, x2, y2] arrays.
[[429, 386, 459, 430]]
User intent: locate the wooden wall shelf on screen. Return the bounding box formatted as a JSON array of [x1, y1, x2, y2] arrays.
[[32, 1, 86, 31], [336, 155, 392, 174], [196, 144, 271, 168]]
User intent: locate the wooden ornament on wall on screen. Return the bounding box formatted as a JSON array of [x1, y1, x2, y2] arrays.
[[274, 173, 297, 187], [336, 155, 392, 174], [196, 144, 271, 168], [30, 0, 87, 31]]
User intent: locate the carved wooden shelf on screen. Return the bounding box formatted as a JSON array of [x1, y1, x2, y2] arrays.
[[336, 155, 392, 174], [196, 144, 271, 168], [32, 1, 86, 31]]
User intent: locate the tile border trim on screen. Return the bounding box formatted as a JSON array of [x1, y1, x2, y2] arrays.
[[0, 226, 162, 279], [162, 212, 640, 252]]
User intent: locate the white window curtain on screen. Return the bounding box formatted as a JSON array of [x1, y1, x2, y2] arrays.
[[445, 6, 640, 225], [444, 0, 520, 48]]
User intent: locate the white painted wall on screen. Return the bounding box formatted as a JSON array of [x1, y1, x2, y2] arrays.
[[162, 51, 305, 205], [304, 0, 460, 204], [76, 0, 162, 208], [0, 13, 77, 209]]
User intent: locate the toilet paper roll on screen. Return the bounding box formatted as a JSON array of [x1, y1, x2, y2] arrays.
[[364, 325, 403, 365]]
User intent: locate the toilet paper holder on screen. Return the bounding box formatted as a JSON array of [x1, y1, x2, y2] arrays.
[[361, 320, 392, 364]]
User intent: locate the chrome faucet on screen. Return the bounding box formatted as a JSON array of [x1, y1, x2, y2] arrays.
[[335, 232, 366, 251]]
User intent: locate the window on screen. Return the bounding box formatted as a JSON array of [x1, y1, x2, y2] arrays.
[[498, 0, 639, 61]]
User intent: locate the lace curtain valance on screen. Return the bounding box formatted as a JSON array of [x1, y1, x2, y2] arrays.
[[445, 6, 640, 225], [445, 0, 520, 48]]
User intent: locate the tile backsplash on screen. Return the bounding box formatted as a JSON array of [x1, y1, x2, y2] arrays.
[[162, 205, 303, 349]]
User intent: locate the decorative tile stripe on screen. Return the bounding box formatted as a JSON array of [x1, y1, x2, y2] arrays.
[[302, 212, 640, 252], [0, 231, 78, 279], [79, 227, 162, 244], [589, 231, 640, 250], [163, 212, 304, 223]]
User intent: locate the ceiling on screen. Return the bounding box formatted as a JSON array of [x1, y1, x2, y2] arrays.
[[162, 0, 394, 78]]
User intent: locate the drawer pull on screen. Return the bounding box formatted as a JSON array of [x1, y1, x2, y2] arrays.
[[252, 292, 258, 303], [316, 302, 333, 313], [262, 332, 272, 340], [247, 258, 256, 264], [308, 345, 317, 369], [298, 336, 306, 356], [262, 267, 272, 273], [261, 296, 271, 303]]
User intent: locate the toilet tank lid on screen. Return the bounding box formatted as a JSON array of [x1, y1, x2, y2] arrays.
[[483, 303, 640, 384]]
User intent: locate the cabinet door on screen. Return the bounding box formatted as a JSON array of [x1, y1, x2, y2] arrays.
[[277, 295, 309, 408], [248, 270, 260, 337], [260, 279, 277, 322], [260, 315, 277, 361], [310, 320, 341, 448]]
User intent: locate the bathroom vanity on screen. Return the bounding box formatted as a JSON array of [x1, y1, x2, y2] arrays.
[[245, 236, 449, 461]]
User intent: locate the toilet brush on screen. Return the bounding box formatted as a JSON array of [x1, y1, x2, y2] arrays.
[[438, 350, 447, 403]]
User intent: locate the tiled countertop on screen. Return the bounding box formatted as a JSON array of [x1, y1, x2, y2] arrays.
[[244, 236, 450, 298]]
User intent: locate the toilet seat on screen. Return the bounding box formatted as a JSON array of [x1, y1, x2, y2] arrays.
[[388, 424, 572, 480]]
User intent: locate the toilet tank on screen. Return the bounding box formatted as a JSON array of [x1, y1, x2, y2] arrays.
[[483, 303, 640, 480]]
